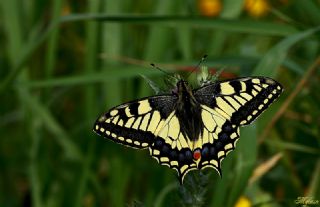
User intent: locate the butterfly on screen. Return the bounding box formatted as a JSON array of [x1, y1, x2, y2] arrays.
[[93, 75, 283, 184]]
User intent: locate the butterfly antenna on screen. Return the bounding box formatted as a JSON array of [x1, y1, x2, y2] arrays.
[[186, 54, 208, 79], [211, 66, 226, 82], [150, 63, 172, 77], [150, 63, 181, 83]]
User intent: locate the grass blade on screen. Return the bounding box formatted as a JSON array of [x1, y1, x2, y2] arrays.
[[74, 0, 100, 206], [253, 25, 320, 77], [18, 88, 82, 160], [226, 125, 257, 207], [59, 15, 298, 36], [18, 67, 162, 88]]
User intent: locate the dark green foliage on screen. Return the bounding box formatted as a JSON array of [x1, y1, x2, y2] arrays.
[[0, 0, 319, 206], [178, 171, 210, 207]]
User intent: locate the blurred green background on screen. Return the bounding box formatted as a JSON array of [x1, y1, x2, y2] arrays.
[[1, 0, 320, 206]]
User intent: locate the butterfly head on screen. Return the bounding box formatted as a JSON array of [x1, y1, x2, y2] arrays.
[[170, 79, 186, 95], [176, 79, 191, 93]]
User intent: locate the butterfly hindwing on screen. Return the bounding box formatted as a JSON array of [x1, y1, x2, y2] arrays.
[[94, 95, 177, 149], [150, 111, 198, 183], [197, 106, 240, 174], [198, 105, 240, 169]]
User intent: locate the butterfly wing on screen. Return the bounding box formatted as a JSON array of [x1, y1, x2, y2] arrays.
[[94, 94, 198, 183], [94, 77, 283, 184], [93, 95, 177, 149], [194, 77, 283, 174], [149, 111, 198, 183]]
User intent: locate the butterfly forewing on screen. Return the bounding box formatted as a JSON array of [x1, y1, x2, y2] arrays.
[[93, 95, 176, 149], [194, 77, 283, 126], [194, 77, 283, 172]]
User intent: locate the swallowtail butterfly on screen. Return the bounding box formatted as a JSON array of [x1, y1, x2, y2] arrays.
[[93, 73, 283, 183]]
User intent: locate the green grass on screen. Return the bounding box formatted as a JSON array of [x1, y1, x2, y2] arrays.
[[1, 0, 320, 206]]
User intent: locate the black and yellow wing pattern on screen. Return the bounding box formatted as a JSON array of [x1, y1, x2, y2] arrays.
[[94, 96, 177, 148], [93, 76, 283, 183]]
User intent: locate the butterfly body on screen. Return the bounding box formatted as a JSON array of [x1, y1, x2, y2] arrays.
[[174, 80, 204, 143], [94, 76, 283, 183]]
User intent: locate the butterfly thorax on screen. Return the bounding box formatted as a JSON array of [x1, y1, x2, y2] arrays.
[[175, 80, 204, 142]]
